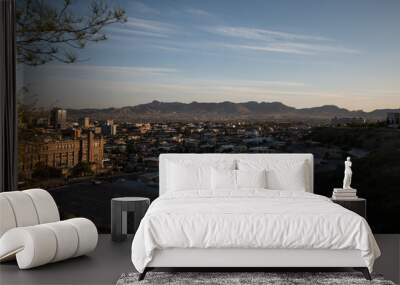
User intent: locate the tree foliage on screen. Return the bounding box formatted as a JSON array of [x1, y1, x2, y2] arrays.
[[32, 162, 63, 179], [71, 161, 94, 177], [17, 86, 39, 127], [16, 0, 127, 66]]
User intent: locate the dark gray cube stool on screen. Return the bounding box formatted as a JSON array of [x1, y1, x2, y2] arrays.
[[111, 197, 150, 242]]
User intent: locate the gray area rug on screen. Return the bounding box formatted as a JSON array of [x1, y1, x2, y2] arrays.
[[116, 272, 396, 285]]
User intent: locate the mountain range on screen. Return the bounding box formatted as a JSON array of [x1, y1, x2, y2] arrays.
[[67, 101, 399, 121]]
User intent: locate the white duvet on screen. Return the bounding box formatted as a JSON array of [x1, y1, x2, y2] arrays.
[[131, 190, 380, 273]]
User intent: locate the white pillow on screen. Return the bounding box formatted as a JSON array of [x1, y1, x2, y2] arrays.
[[211, 168, 236, 190], [238, 159, 307, 191], [211, 168, 267, 191], [166, 159, 236, 192], [236, 169, 267, 189], [167, 162, 211, 191]]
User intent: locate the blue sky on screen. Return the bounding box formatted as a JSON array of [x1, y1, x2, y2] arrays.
[[21, 0, 400, 111]]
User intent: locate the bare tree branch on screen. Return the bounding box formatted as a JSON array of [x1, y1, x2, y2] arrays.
[[16, 0, 127, 66]]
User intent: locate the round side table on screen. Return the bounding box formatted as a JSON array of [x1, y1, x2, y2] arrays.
[[111, 197, 150, 242]]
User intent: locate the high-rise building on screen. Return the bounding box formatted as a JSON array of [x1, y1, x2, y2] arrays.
[[79, 117, 90, 129], [101, 124, 118, 136], [50, 108, 67, 129], [101, 119, 117, 136], [111, 124, 117, 136]]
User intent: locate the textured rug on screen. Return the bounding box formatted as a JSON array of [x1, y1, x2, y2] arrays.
[[116, 272, 396, 285]]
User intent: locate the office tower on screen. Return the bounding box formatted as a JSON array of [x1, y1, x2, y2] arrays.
[[50, 108, 67, 129], [79, 117, 90, 129]]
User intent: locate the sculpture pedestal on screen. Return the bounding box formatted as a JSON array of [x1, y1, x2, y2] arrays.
[[333, 188, 357, 192], [332, 188, 358, 200]]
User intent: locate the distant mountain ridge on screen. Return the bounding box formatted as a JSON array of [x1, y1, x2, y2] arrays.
[[67, 101, 399, 121]]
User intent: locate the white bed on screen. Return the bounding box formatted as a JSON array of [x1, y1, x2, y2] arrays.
[[131, 154, 380, 280]]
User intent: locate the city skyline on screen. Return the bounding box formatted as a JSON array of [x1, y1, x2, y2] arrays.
[[19, 0, 400, 111]]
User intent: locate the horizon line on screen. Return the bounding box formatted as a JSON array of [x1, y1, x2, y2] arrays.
[[53, 100, 400, 113]]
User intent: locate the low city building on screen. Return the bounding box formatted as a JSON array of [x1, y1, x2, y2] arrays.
[[19, 132, 104, 178], [387, 112, 400, 128]]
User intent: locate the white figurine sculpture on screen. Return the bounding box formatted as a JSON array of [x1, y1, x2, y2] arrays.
[[343, 157, 353, 189]]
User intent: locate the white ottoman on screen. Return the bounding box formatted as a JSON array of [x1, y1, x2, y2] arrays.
[[0, 189, 98, 269]]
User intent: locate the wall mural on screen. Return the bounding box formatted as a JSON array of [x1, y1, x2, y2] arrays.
[[16, 0, 400, 233]]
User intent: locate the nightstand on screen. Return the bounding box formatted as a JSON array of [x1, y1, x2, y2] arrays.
[[331, 198, 366, 219], [111, 197, 150, 242]]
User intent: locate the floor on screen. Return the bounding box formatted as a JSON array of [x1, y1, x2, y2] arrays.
[[374, 234, 400, 284], [0, 235, 133, 285], [0, 234, 399, 285]]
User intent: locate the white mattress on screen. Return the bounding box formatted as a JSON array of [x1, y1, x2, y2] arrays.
[[131, 190, 380, 273]]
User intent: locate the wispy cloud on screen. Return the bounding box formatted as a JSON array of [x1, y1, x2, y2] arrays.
[[206, 25, 360, 55], [125, 17, 177, 34], [186, 8, 212, 17], [27, 64, 178, 81], [220, 43, 312, 55], [209, 26, 332, 42], [107, 27, 169, 38], [220, 42, 359, 55], [147, 45, 184, 52], [275, 42, 359, 54], [107, 17, 179, 39], [207, 79, 306, 87], [80, 65, 178, 76], [129, 1, 160, 15], [103, 32, 188, 53], [105, 16, 358, 56]]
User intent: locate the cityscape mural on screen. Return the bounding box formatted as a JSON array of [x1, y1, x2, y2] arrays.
[[16, 0, 400, 233]]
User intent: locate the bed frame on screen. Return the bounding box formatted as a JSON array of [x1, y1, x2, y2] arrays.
[[139, 154, 371, 280]]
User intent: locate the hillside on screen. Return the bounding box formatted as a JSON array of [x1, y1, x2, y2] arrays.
[[66, 101, 399, 121]]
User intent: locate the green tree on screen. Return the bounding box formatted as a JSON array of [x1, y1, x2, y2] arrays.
[[16, 0, 127, 66], [71, 161, 94, 177]]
